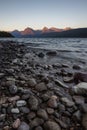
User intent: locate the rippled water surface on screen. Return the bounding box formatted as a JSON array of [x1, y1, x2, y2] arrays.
[[0, 38, 87, 61]]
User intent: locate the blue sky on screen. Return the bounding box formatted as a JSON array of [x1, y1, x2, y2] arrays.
[[0, 0, 87, 31]]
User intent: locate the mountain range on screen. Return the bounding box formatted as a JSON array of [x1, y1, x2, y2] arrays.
[[11, 27, 72, 37], [11, 27, 87, 38]]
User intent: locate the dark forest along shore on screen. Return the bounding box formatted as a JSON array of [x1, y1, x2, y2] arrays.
[[0, 41, 87, 130]]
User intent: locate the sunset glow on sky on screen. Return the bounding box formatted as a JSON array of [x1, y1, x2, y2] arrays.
[[0, 0, 87, 31]]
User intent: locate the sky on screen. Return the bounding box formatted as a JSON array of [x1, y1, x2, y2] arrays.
[[0, 0, 87, 31]]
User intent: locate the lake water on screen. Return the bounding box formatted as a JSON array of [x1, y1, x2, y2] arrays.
[[0, 38, 87, 62]]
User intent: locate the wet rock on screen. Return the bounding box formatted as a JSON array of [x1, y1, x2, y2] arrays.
[[35, 126, 43, 130], [28, 96, 39, 110], [0, 114, 6, 121], [55, 118, 68, 129], [63, 76, 73, 83], [27, 112, 36, 120], [80, 103, 87, 113], [19, 107, 30, 114], [28, 78, 37, 87], [8, 95, 20, 102], [12, 118, 21, 129], [82, 114, 87, 130], [11, 108, 20, 114], [44, 121, 61, 130], [74, 72, 87, 84], [18, 122, 30, 130], [61, 97, 75, 107], [72, 110, 81, 121], [47, 95, 58, 108], [9, 84, 18, 94], [54, 79, 69, 88], [46, 108, 54, 114], [0, 96, 7, 104], [46, 51, 57, 56], [35, 82, 47, 92], [37, 109, 48, 120], [73, 64, 82, 70], [30, 118, 44, 128], [73, 96, 84, 105], [38, 52, 44, 58], [16, 100, 27, 107], [72, 82, 87, 95]]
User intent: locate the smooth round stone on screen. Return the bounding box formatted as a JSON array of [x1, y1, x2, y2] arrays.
[[61, 97, 75, 107], [63, 76, 73, 83], [0, 114, 6, 121], [27, 112, 36, 120], [16, 100, 27, 107], [46, 108, 54, 114], [35, 126, 43, 130], [28, 96, 39, 110], [44, 121, 61, 130], [35, 82, 47, 92], [19, 107, 30, 114], [18, 122, 30, 130], [11, 108, 20, 114], [28, 78, 37, 87], [30, 118, 44, 128], [12, 118, 21, 129], [9, 84, 18, 94], [47, 96, 58, 108], [37, 109, 48, 120]]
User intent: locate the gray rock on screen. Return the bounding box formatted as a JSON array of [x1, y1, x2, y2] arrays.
[[81, 103, 87, 113], [61, 97, 75, 107], [18, 122, 30, 130], [27, 112, 36, 120], [16, 100, 27, 107], [35, 82, 47, 92], [11, 108, 20, 114], [63, 76, 73, 83], [72, 82, 87, 95], [44, 121, 61, 130], [0, 114, 6, 121], [28, 78, 37, 87], [73, 64, 82, 70], [35, 126, 43, 130], [46, 51, 57, 56], [30, 118, 44, 128], [46, 108, 54, 114], [37, 109, 48, 120], [19, 107, 30, 114], [38, 52, 44, 58], [72, 110, 81, 121], [47, 95, 58, 108], [55, 118, 68, 129], [9, 84, 18, 94], [82, 113, 87, 130], [73, 96, 84, 105], [28, 96, 39, 110]]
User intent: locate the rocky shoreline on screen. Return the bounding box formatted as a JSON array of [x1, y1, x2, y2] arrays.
[[0, 41, 87, 130]]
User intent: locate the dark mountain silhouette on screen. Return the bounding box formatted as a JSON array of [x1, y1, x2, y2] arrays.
[[0, 31, 13, 37], [11, 27, 87, 38]]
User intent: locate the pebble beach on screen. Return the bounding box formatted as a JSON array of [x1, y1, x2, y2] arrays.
[[0, 41, 87, 130]]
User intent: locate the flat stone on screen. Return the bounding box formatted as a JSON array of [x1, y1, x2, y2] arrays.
[[55, 118, 68, 129], [46, 108, 54, 114], [44, 121, 61, 130], [11, 108, 20, 114], [8, 95, 20, 102], [0, 96, 7, 104], [72, 110, 81, 121], [35, 82, 47, 92], [28, 96, 39, 110], [12, 118, 21, 129], [18, 122, 30, 130], [61, 97, 75, 107], [72, 82, 87, 95], [0, 114, 6, 121], [80, 103, 87, 113], [63, 76, 73, 83], [73, 96, 84, 105], [16, 100, 27, 107], [37, 109, 48, 120]]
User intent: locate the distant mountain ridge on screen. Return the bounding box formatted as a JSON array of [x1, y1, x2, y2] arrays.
[[11, 27, 87, 38], [0, 31, 13, 37]]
